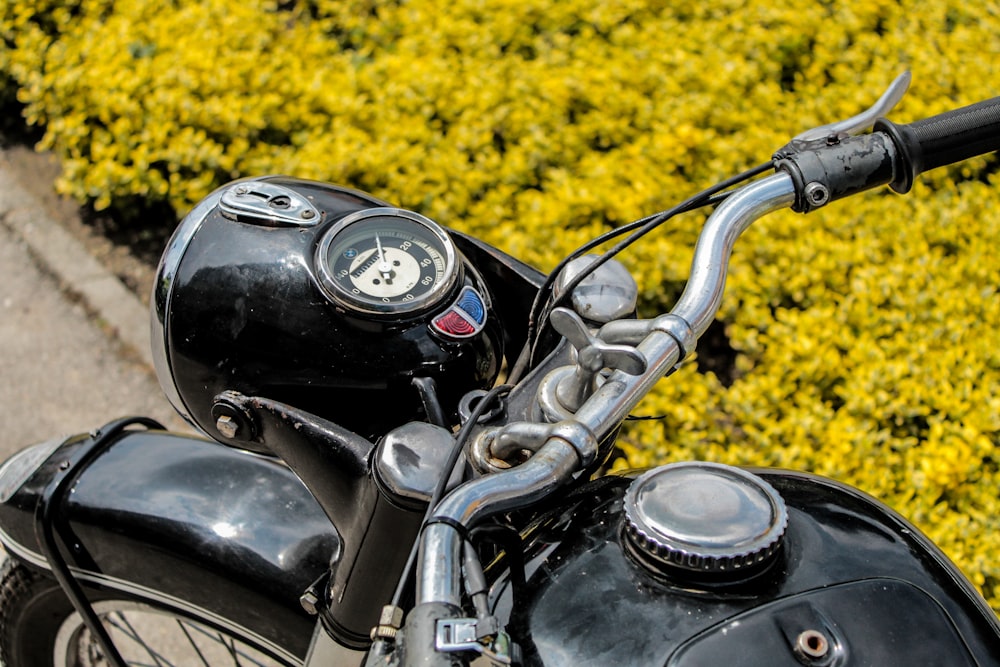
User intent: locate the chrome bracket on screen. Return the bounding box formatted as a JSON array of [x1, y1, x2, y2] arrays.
[[435, 619, 516, 666], [219, 181, 321, 226], [545, 307, 646, 413], [470, 419, 598, 474]]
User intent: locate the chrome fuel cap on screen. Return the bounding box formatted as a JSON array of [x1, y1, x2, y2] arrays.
[[623, 462, 787, 580]]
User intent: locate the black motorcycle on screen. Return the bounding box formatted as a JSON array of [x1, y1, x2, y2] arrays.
[[1, 74, 998, 666]]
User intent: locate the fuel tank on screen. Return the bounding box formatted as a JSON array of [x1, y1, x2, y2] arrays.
[[493, 468, 1000, 666]]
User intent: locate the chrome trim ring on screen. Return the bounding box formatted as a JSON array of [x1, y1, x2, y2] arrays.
[[314, 207, 459, 317], [149, 177, 264, 423]]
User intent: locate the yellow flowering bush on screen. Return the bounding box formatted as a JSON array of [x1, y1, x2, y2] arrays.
[[3, 0, 999, 608]]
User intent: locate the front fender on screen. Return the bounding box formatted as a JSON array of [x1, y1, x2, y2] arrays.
[[0, 426, 339, 662]]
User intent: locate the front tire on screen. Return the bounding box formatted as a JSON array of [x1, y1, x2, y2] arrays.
[[0, 558, 298, 666]]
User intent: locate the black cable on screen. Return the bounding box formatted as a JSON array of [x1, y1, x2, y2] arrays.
[[469, 524, 527, 614], [412, 376, 448, 428], [507, 161, 775, 383], [507, 209, 682, 384], [387, 384, 514, 610], [36, 417, 164, 667], [366, 385, 514, 664]]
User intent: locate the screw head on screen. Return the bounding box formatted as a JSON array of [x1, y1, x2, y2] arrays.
[[795, 629, 830, 659], [216, 414, 239, 439], [804, 182, 830, 208], [299, 590, 320, 616]]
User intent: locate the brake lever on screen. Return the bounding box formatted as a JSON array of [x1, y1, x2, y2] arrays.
[[775, 71, 911, 157]]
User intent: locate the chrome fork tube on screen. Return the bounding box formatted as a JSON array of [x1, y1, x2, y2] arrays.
[[417, 439, 580, 605]]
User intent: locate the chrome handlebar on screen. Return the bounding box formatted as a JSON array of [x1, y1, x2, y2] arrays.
[[416, 173, 798, 608], [402, 73, 1000, 667]]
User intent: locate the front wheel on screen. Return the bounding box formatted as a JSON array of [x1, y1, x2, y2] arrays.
[[0, 558, 299, 667]]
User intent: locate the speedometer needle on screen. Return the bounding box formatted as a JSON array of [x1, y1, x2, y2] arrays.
[[375, 234, 394, 280]]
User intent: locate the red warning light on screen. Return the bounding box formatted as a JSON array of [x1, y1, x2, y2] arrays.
[[432, 310, 476, 337]]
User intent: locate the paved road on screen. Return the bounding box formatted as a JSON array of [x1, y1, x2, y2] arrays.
[[0, 145, 283, 664], [0, 148, 190, 460]]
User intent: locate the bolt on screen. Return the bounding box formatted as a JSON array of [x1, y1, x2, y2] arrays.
[[234, 185, 249, 195], [795, 629, 830, 659], [378, 605, 404, 627], [804, 182, 830, 208], [299, 590, 320, 616], [301, 209, 316, 219], [216, 415, 239, 439], [370, 605, 405, 641]]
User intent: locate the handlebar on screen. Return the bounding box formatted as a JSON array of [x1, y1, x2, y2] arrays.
[[777, 96, 1000, 212], [876, 97, 1000, 193], [404, 96, 1000, 666]]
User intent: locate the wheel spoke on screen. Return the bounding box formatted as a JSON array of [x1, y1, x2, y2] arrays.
[[182, 622, 280, 667], [55, 602, 290, 666], [176, 620, 213, 667], [224, 634, 244, 667], [104, 612, 175, 667]]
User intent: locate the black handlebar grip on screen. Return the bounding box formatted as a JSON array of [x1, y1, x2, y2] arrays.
[[875, 97, 1000, 193]]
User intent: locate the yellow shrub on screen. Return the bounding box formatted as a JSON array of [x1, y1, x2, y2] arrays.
[[3, 0, 999, 609]]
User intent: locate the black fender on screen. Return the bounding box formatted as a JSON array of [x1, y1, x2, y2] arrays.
[[0, 425, 340, 663]]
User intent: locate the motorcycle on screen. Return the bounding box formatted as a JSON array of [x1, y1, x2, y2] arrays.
[[0, 73, 998, 666]]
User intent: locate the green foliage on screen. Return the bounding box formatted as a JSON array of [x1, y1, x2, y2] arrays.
[[3, 0, 999, 609]]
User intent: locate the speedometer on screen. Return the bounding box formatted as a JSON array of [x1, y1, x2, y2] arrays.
[[316, 208, 459, 315]]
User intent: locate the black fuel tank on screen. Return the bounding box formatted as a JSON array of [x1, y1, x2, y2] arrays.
[[493, 470, 1000, 666]]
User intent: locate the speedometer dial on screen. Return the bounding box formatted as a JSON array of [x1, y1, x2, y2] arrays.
[[316, 208, 459, 315]]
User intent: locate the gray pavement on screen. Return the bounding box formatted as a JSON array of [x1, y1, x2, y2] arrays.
[[0, 147, 191, 459], [0, 145, 252, 662]]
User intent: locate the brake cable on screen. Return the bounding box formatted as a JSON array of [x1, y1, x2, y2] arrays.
[[508, 161, 775, 384], [366, 384, 514, 662]]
